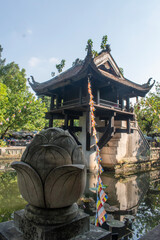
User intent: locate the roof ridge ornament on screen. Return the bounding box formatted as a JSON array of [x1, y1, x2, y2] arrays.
[[28, 76, 40, 88], [142, 78, 155, 88], [105, 44, 111, 53], [87, 43, 93, 59]]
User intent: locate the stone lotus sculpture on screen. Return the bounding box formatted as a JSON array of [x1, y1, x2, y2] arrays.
[[11, 128, 86, 213]]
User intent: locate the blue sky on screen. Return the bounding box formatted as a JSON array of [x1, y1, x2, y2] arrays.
[[1, 0, 160, 90]]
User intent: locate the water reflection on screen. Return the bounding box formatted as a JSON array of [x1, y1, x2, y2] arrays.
[[0, 171, 26, 222], [0, 170, 160, 239], [85, 170, 160, 239]]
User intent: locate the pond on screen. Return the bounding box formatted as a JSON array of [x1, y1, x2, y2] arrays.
[[0, 170, 160, 239]]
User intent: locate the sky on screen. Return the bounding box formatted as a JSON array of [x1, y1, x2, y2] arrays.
[[1, 0, 160, 92]]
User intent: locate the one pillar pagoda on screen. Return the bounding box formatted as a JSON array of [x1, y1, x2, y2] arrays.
[[29, 45, 154, 172]]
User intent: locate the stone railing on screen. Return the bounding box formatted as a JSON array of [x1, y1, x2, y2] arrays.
[[0, 146, 26, 157]]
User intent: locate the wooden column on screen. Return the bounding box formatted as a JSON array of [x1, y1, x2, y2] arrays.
[[64, 114, 69, 129], [119, 97, 124, 110], [49, 115, 53, 128], [86, 108, 91, 151], [56, 95, 59, 109], [50, 95, 54, 110], [126, 97, 130, 112], [96, 89, 100, 105], [109, 113, 114, 129], [70, 118, 74, 127], [79, 86, 82, 104]]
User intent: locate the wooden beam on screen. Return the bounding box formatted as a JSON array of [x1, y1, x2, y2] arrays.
[[63, 110, 83, 117], [96, 126, 108, 133], [115, 115, 134, 121], [98, 126, 114, 149], [46, 112, 64, 120], [68, 126, 82, 132], [116, 128, 128, 133], [68, 129, 82, 145]]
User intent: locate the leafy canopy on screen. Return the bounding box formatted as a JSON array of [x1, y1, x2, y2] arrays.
[[56, 59, 65, 73], [135, 82, 160, 137], [0, 45, 47, 138]]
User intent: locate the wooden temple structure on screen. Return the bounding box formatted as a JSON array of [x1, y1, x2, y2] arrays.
[[29, 46, 154, 171]]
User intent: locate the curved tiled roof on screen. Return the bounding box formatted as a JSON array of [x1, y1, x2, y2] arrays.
[[29, 50, 154, 95]]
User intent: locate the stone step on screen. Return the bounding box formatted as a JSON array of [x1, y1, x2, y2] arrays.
[[105, 141, 119, 147], [101, 153, 117, 163], [101, 146, 117, 155]]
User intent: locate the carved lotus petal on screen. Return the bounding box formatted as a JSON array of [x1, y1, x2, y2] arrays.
[[45, 164, 86, 208], [11, 161, 45, 208]]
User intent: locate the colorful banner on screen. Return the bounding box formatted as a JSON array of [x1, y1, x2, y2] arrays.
[[88, 76, 108, 226]]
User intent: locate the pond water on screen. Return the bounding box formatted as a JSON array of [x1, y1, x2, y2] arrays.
[[0, 170, 160, 239]]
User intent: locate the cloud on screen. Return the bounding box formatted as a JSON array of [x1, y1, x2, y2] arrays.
[[28, 57, 41, 67], [49, 57, 59, 64], [28, 57, 59, 68], [27, 29, 32, 35]]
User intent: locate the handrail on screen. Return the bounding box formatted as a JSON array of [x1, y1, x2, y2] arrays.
[[137, 125, 150, 150], [100, 99, 121, 109]]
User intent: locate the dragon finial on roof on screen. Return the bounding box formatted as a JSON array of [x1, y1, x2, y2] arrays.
[[27, 76, 40, 88]]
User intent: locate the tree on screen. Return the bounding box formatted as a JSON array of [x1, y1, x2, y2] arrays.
[[0, 45, 47, 139], [72, 58, 83, 67], [56, 59, 65, 73], [85, 39, 98, 57], [100, 35, 108, 50], [119, 67, 124, 76], [0, 83, 8, 124], [135, 82, 160, 137]]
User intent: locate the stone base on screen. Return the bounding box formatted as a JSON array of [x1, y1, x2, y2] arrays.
[[0, 210, 111, 240], [24, 203, 78, 225]]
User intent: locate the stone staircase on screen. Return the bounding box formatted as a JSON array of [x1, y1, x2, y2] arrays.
[[100, 132, 121, 169]]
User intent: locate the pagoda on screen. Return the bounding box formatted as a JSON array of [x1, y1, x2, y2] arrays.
[[29, 45, 154, 172]]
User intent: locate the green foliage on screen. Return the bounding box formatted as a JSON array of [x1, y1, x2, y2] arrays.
[[100, 35, 108, 50], [85, 39, 98, 57], [135, 82, 160, 137], [0, 140, 7, 147], [0, 45, 47, 138], [56, 59, 66, 73], [119, 67, 124, 76], [85, 39, 93, 51], [72, 58, 83, 67], [39, 96, 51, 111]]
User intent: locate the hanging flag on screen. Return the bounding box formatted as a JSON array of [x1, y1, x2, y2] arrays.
[[97, 197, 107, 225], [98, 185, 108, 204], [88, 75, 108, 227]]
